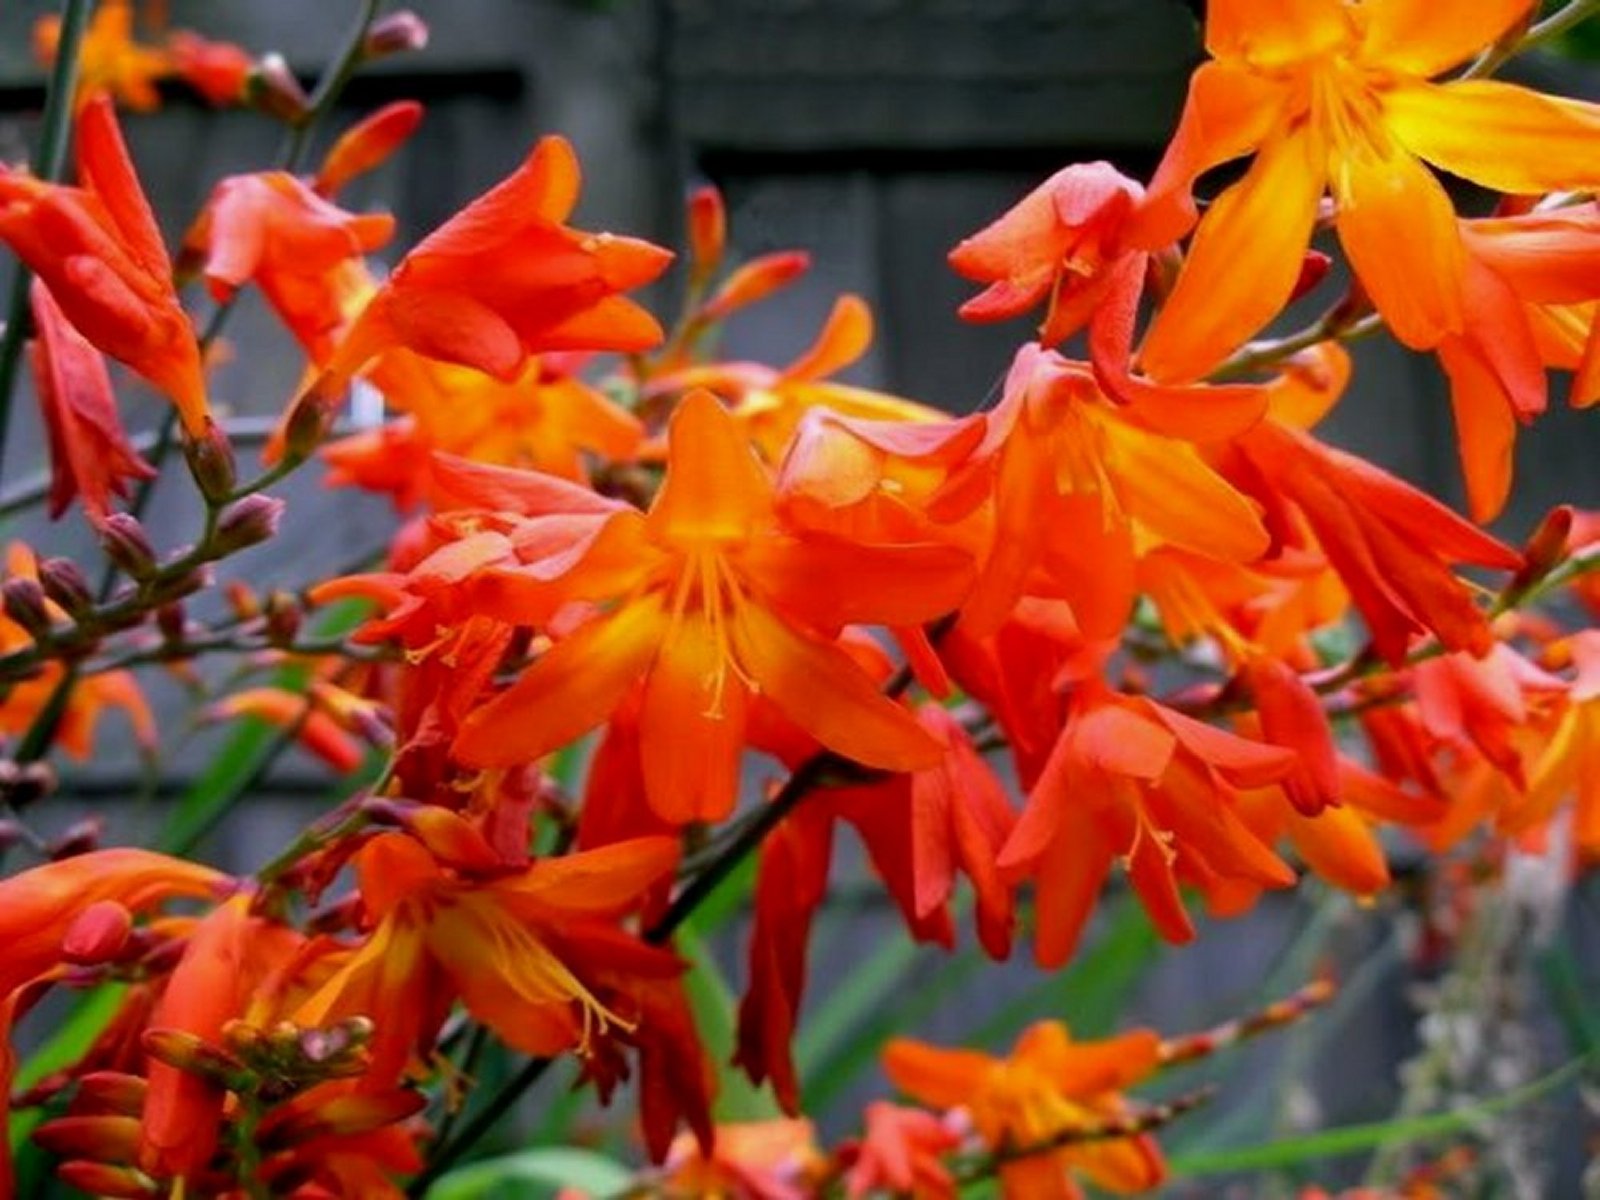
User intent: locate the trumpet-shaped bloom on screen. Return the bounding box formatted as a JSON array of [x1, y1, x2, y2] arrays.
[[950, 343, 1269, 639], [308, 135, 672, 401], [844, 1102, 962, 1200], [999, 683, 1297, 967], [0, 96, 208, 435], [1437, 204, 1600, 519], [1230, 418, 1522, 664], [1137, 0, 1600, 381], [185, 171, 395, 361], [27, 279, 155, 523], [884, 1022, 1167, 1200], [453, 391, 971, 824], [294, 831, 684, 1086], [1500, 632, 1600, 859], [658, 1119, 826, 1200], [950, 161, 1146, 349]]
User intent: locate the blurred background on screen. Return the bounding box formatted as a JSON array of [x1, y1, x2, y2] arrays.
[[1, 2, 1598, 1195]]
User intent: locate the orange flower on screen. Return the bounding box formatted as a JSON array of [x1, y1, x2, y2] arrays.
[[648, 295, 941, 460], [294, 830, 683, 1086], [844, 1102, 962, 1200], [949, 160, 1146, 348], [1436, 203, 1600, 519], [305, 135, 672, 406], [1501, 631, 1600, 860], [350, 351, 643, 491], [1229, 417, 1523, 664], [27, 279, 155, 524], [951, 343, 1269, 639], [167, 30, 254, 107], [1136, 0, 1600, 382], [0, 96, 209, 436], [884, 1022, 1166, 1200], [453, 391, 970, 824], [999, 682, 1296, 966], [184, 170, 395, 361], [34, 0, 171, 114], [658, 1119, 826, 1200]]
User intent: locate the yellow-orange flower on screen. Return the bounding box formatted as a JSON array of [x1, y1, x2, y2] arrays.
[[453, 390, 972, 824], [1137, 0, 1600, 382], [884, 1022, 1166, 1200]]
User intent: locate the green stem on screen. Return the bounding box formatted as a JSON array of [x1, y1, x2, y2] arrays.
[[1463, 0, 1600, 80], [0, 0, 96, 490]]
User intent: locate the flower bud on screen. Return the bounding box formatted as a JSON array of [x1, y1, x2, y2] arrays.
[[0, 760, 57, 810], [99, 514, 158, 580], [184, 421, 237, 504], [1287, 249, 1332, 304], [260, 1087, 425, 1150], [363, 11, 430, 59], [54, 1161, 160, 1198], [246, 53, 312, 124], [156, 602, 188, 645], [49, 816, 103, 860], [32, 1113, 142, 1161], [141, 1029, 255, 1091], [215, 495, 286, 556], [37, 557, 93, 616], [2, 577, 53, 637], [1508, 504, 1572, 602], [687, 185, 726, 285], [313, 99, 425, 196], [225, 580, 262, 621], [62, 900, 135, 965], [701, 250, 810, 323], [264, 590, 304, 646], [73, 1071, 149, 1117]]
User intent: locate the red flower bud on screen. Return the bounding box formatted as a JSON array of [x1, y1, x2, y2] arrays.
[[2, 577, 53, 637], [214, 495, 285, 555], [37, 557, 93, 616], [99, 514, 158, 580], [61, 899, 134, 964], [363, 11, 430, 60]]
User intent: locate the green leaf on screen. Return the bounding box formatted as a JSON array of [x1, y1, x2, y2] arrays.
[[426, 1146, 632, 1200], [968, 893, 1158, 1050], [678, 926, 781, 1121], [1169, 1054, 1595, 1176]]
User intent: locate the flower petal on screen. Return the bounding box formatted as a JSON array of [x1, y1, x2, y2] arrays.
[[1384, 81, 1600, 196], [731, 601, 941, 772], [1359, 0, 1533, 76], [453, 598, 667, 768], [1141, 128, 1323, 382]]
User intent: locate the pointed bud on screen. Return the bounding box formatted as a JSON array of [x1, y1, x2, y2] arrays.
[[48, 816, 103, 860], [72, 1072, 149, 1117], [32, 1113, 143, 1160], [37, 558, 93, 617], [1287, 250, 1332, 305], [246, 53, 312, 124], [281, 377, 341, 463], [100, 514, 159, 580], [313, 100, 425, 196], [700, 250, 810, 322], [214, 495, 285, 555], [53, 1162, 159, 1198], [184, 421, 237, 504], [2, 578, 53, 637], [1, 760, 56, 810], [154, 606, 186, 650], [62, 900, 134, 965], [1507, 504, 1572, 603], [225, 581, 262, 621], [263, 590, 303, 646], [141, 1029, 256, 1092], [260, 1088, 425, 1150], [362, 12, 430, 60], [687, 186, 726, 285]]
